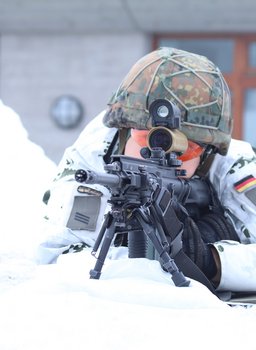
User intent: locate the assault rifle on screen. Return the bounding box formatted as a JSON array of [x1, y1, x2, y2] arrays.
[[75, 148, 211, 288]]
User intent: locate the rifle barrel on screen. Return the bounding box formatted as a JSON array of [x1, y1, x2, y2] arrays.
[[75, 169, 120, 187]]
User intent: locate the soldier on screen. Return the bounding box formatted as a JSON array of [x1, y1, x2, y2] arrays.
[[37, 47, 256, 295]]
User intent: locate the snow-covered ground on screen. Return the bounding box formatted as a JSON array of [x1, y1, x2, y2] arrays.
[[1, 100, 256, 350]]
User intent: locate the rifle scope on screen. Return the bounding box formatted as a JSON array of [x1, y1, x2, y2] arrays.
[[148, 99, 188, 154]]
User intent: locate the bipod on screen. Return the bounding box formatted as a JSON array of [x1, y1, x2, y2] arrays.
[[89, 209, 190, 287]]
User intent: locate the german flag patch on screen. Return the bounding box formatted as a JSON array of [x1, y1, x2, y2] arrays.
[[234, 175, 256, 193]]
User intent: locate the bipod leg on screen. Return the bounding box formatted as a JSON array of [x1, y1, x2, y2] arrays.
[[91, 212, 111, 254], [89, 214, 116, 280], [134, 209, 190, 287]]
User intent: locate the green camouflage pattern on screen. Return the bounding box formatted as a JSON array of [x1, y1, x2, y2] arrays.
[[103, 47, 232, 155]]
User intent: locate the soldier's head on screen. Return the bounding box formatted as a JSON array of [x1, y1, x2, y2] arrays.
[[103, 47, 232, 158]]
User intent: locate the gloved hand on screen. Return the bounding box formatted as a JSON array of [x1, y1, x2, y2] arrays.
[[182, 210, 240, 280], [182, 216, 217, 280]]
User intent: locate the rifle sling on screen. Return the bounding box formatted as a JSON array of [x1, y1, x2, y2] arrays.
[[173, 249, 217, 295]]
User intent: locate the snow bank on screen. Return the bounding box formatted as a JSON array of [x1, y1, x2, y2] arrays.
[[0, 100, 256, 350], [0, 100, 56, 256]]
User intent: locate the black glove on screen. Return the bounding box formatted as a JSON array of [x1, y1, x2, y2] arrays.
[[197, 211, 240, 242], [182, 216, 217, 280], [182, 208, 240, 280]]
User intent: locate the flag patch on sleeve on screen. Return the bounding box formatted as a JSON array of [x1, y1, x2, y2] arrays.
[[234, 175, 256, 193]]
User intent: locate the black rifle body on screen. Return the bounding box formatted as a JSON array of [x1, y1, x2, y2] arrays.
[[75, 154, 211, 287]]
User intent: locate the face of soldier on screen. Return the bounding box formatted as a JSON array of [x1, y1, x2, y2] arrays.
[[124, 135, 201, 179]]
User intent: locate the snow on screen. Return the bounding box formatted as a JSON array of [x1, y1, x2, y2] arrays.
[[1, 100, 256, 350]]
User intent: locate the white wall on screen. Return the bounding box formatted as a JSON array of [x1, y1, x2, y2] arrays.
[[0, 33, 149, 162]]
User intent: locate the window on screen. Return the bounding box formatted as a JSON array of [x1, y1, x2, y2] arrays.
[[249, 42, 256, 68], [158, 38, 234, 73], [50, 95, 84, 129], [244, 89, 256, 147]]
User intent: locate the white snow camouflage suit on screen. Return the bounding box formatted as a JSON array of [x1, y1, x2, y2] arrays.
[[37, 111, 256, 292]]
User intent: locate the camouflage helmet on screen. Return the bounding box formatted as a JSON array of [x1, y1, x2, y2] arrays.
[[103, 47, 233, 155]]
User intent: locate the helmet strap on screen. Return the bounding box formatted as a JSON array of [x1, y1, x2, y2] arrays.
[[103, 130, 119, 164], [118, 128, 130, 154], [195, 146, 217, 177]]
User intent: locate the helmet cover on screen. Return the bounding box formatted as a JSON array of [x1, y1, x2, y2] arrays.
[[103, 47, 232, 155]]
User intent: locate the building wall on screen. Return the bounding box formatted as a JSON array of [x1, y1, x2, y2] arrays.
[[0, 33, 149, 163]]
